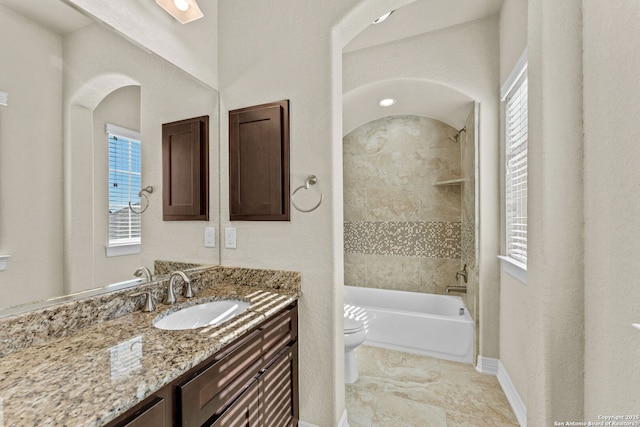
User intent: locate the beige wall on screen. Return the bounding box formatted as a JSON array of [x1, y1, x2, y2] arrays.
[[500, 0, 640, 423], [498, 0, 529, 414], [343, 115, 462, 295], [583, 0, 640, 418], [63, 22, 219, 293], [0, 5, 65, 307], [529, 0, 584, 422]]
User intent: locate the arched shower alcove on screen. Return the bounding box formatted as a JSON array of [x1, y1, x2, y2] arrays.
[[342, 78, 480, 361]]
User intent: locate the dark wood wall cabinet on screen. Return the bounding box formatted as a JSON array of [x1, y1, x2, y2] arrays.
[[229, 100, 290, 221], [105, 302, 299, 427], [162, 116, 209, 221]]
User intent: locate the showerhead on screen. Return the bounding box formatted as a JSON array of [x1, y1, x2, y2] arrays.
[[448, 126, 467, 142]]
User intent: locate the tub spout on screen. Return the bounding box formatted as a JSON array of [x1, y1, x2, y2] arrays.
[[446, 285, 467, 294]]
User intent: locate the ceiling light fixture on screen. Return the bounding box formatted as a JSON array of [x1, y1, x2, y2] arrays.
[[379, 98, 396, 107], [373, 11, 394, 24], [173, 0, 190, 11], [156, 0, 204, 24]]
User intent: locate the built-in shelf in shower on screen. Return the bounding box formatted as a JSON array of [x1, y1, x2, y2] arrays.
[[433, 178, 465, 186]]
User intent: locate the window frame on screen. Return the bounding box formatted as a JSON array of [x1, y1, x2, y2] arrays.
[[499, 50, 528, 283], [105, 123, 142, 257]]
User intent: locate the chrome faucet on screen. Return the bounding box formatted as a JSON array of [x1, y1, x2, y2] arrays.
[[134, 266, 153, 283], [456, 264, 468, 284], [165, 271, 194, 305], [446, 285, 467, 294]]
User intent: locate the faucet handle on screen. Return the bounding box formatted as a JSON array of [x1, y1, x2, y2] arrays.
[[183, 277, 196, 298], [456, 264, 469, 283], [165, 280, 177, 305], [131, 290, 156, 312], [184, 278, 195, 298]]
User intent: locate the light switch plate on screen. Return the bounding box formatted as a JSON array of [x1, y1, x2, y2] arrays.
[[225, 227, 236, 249], [204, 227, 215, 248]]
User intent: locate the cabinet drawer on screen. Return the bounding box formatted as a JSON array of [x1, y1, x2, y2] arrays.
[[260, 304, 297, 364], [205, 379, 259, 427], [109, 396, 167, 427], [180, 329, 263, 426]]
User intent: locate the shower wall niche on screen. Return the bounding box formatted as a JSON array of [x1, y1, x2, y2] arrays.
[[344, 115, 466, 295]]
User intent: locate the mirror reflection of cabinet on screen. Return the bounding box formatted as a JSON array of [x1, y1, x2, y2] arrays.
[[162, 116, 210, 221]]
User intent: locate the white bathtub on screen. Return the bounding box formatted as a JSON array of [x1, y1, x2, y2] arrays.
[[344, 285, 475, 364]]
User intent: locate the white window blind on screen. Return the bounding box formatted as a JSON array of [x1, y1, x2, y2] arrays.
[[504, 71, 528, 265], [107, 124, 141, 247]]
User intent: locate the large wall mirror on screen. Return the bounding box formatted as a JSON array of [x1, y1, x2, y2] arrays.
[[0, 0, 220, 312]]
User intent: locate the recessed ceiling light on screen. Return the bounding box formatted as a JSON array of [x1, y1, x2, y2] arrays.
[[174, 0, 190, 11], [373, 11, 394, 24], [379, 98, 396, 107]]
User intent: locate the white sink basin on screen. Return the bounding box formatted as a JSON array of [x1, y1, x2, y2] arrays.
[[153, 300, 251, 330]]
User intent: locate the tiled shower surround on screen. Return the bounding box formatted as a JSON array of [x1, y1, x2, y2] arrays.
[[343, 115, 464, 296], [343, 112, 478, 324]]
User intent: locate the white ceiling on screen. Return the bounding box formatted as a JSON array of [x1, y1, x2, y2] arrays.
[[344, 0, 504, 53], [343, 79, 473, 136], [343, 0, 502, 135], [0, 0, 91, 34]]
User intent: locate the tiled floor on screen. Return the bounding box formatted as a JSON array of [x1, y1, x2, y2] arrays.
[[345, 345, 520, 427]]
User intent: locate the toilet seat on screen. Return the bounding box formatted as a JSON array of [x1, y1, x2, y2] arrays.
[[344, 316, 364, 334]]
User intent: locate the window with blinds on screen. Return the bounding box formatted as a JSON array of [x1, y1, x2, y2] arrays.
[[107, 124, 141, 247], [504, 71, 528, 265]]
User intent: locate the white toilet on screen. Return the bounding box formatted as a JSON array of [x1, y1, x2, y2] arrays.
[[344, 306, 367, 384]]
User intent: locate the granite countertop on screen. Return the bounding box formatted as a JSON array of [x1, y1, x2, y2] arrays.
[[0, 268, 301, 426]]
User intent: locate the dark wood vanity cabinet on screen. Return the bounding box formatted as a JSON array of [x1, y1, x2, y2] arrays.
[[228, 100, 290, 221], [105, 303, 298, 427]]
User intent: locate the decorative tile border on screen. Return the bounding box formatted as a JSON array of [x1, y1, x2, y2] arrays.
[[344, 221, 461, 259]]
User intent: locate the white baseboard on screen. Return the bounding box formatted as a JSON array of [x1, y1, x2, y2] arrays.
[[497, 360, 527, 427], [476, 355, 499, 376], [339, 409, 349, 427], [299, 410, 349, 427]]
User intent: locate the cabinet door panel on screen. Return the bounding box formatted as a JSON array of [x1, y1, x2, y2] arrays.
[[229, 100, 289, 221], [259, 343, 298, 427], [162, 115, 209, 220]]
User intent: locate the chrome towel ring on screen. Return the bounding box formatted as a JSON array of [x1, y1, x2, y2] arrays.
[[129, 186, 153, 214], [292, 175, 323, 213]]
